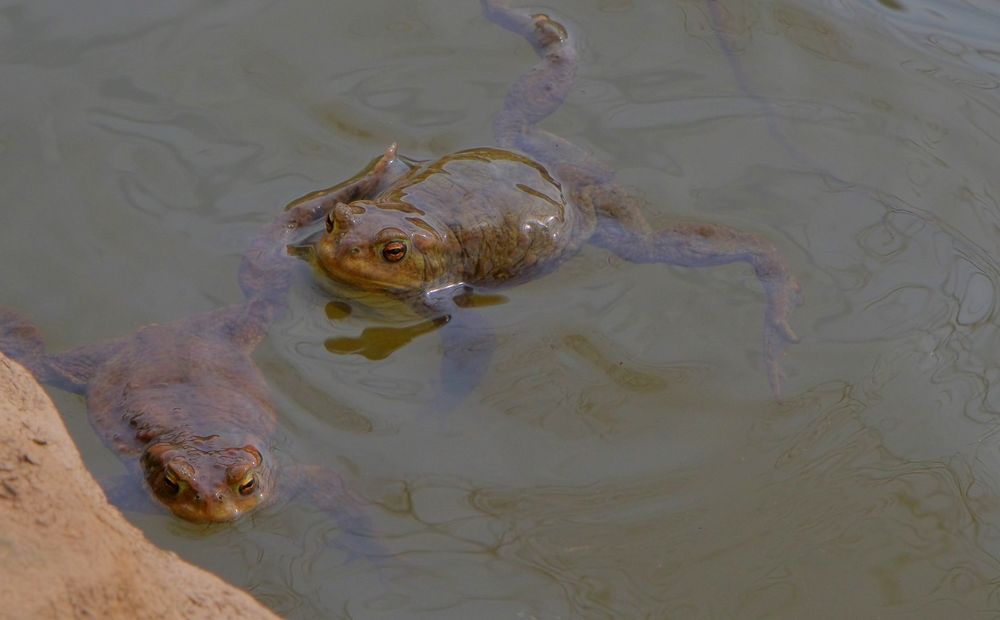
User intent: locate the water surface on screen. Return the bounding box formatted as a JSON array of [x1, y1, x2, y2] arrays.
[[3, 0, 1000, 617]]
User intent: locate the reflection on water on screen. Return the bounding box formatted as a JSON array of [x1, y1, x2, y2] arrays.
[[4, 0, 1000, 617], [324, 315, 449, 360]]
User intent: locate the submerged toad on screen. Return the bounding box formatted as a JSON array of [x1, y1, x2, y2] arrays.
[[242, 0, 800, 394], [0, 302, 376, 537]]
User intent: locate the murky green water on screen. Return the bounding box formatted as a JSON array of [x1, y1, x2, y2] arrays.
[[4, 0, 1000, 617]]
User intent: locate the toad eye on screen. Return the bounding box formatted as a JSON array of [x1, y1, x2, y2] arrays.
[[237, 475, 257, 496], [163, 473, 181, 496], [382, 241, 407, 262]]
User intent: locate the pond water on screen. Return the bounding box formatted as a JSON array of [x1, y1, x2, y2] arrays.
[[3, 0, 1000, 617]]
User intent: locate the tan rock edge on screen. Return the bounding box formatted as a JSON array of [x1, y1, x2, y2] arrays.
[[0, 352, 279, 620]]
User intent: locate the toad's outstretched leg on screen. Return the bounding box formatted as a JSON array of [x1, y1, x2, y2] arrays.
[[484, 1, 611, 186], [484, 0, 574, 137], [582, 184, 801, 397], [486, 1, 800, 396], [283, 464, 390, 565]]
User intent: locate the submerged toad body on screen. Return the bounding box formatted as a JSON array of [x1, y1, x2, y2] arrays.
[[0, 303, 376, 535], [242, 1, 801, 393]]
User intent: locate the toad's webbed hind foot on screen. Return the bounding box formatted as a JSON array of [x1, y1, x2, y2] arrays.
[[482, 1, 567, 49], [530, 13, 568, 49]]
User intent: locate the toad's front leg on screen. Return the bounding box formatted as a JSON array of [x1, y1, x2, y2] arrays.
[[324, 291, 499, 417], [239, 144, 400, 312], [282, 464, 390, 565]]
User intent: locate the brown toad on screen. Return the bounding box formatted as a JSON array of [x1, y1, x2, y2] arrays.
[[241, 1, 801, 395], [0, 300, 379, 562]]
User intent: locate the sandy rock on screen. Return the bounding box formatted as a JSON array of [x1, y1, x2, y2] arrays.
[[0, 352, 279, 620]]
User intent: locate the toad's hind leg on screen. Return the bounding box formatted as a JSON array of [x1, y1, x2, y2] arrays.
[[484, 2, 608, 178], [484, 0, 573, 141], [582, 185, 801, 397]]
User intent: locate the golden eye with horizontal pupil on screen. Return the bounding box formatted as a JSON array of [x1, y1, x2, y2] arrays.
[[382, 241, 406, 262], [237, 475, 257, 496], [163, 473, 181, 496]]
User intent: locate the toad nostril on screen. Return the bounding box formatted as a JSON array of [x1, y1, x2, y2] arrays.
[[215, 492, 225, 502]]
